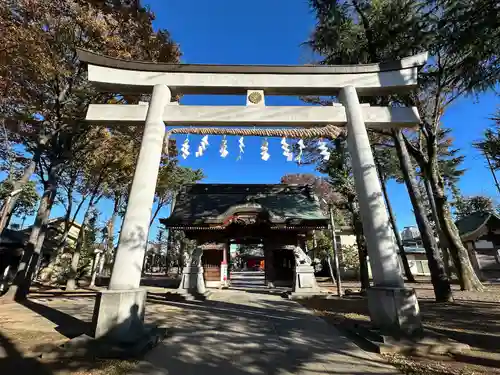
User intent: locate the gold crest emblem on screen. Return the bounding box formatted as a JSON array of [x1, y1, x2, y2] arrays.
[[248, 91, 263, 104]]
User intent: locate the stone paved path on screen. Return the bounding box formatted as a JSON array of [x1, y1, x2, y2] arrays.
[[132, 273, 401, 375]]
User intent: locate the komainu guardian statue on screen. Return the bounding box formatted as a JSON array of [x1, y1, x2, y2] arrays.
[[293, 246, 312, 266]]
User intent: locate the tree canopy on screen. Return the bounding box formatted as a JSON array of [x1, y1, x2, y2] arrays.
[[454, 195, 498, 220], [475, 111, 500, 170], [0, 0, 190, 298]]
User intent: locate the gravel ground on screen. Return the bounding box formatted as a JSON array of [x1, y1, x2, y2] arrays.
[[0, 289, 139, 375], [1, 278, 499, 375]]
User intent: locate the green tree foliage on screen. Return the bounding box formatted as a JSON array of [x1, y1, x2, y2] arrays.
[[438, 0, 500, 95], [453, 195, 497, 220], [433, 128, 466, 190], [0, 180, 38, 218], [169, 230, 196, 274], [152, 159, 204, 226], [0, 0, 181, 299], [340, 244, 360, 271], [307, 230, 332, 261], [372, 143, 403, 183], [280, 173, 345, 222], [475, 111, 500, 169]]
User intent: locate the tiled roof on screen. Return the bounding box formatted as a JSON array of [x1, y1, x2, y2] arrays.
[[455, 211, 500, 240], [161, 183, 328, 228], [0, 219, 74, 253], [0, 229, 26, 245]]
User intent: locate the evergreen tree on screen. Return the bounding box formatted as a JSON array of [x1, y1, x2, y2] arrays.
[[79, 208, 101, 276], [453, 194, 497, 220], [474, 111, 500, 192]]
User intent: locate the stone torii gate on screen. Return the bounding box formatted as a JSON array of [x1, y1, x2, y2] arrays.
[[79, 49, 427, 343]]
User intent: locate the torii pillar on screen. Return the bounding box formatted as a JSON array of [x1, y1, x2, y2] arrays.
[[92, 84, 171, 342], [340, 86, 421, 334]]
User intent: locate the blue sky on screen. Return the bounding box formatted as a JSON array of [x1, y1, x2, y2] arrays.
[[11, 0, 499, 240]]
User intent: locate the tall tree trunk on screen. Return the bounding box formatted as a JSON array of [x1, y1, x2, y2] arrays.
[[89, 251, 101, 288], [3, 165, 58, 301], [393, 130, 452, 302], [149, 200, 164, 228], [60, 174, 77, 242], [104, 194, 121, 274], [423, 178, 452, 277], [66, 195, 101, 291], [0, 148, 41, 235], [426, 162, 484, 291], [32, 224, 49, 281], [376, 162, 415, 282], [3, 211, 13, 229], [348, 198, 369, 291]]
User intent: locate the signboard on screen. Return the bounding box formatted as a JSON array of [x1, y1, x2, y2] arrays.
[[220, 262, 228, 288]]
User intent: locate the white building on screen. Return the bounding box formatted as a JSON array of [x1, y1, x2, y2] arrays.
[[401, 226, 420, 241]]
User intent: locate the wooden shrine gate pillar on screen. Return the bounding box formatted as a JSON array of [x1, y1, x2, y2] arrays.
[[264, 233, 298, 288]]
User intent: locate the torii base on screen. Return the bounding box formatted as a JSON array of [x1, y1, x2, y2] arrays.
[[367, 286, 422, 336], [55, 288, 167, 359], [92, 288, 147, 341]]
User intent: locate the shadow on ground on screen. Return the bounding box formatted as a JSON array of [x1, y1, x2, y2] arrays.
[[0, 297, 138, 375], [134, 290, 398, 375], [419, 300, 500, 353], [301, 291, 500, 373], [1, 288, 399, 375]]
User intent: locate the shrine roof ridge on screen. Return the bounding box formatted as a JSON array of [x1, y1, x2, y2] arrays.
[[77, 49, 428, 75]]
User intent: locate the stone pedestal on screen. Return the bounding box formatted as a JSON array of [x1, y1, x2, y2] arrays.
[[177, 265, 207, 298], [290, 264, 321, 299], [367, 287, 422, 336], [92, 289, 147, 341]]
